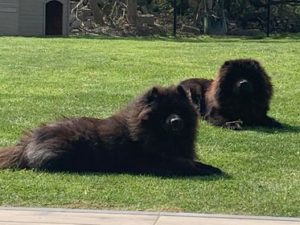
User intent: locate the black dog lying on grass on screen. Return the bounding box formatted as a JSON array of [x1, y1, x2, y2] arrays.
[[0, 85, 222, 176]]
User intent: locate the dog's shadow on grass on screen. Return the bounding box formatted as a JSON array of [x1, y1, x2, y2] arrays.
[[243, 124, 300, 134], [162, 173, 231, 181], [43, 170, 230, 181], [61, 172, 232, 181], [136, 171, 231, 181]]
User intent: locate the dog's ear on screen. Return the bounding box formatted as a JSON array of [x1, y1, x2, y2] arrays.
[[177, 85, 191, 100], [250, 59, 262, 69], [223, 60, 232, 66], [146, 87, 159, 103]]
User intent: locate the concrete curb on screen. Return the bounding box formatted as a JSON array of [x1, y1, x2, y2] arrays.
[[0, 207, 299, 221]]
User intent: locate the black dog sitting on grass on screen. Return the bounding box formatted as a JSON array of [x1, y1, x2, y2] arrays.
[[181, 59, 282, 130]]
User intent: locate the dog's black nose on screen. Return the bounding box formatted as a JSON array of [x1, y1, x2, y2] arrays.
[[238, 79, 253, 94], [167, 114, 183, 132], [239, 79, 249, 87]]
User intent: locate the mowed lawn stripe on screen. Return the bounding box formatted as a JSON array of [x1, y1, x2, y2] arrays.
[[0, 36, 299, 216]]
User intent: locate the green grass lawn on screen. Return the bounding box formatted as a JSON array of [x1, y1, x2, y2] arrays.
[[0, 36, 299, 217]]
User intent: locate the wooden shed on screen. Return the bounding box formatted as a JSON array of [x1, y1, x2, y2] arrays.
[[0, 0, 69, 36]]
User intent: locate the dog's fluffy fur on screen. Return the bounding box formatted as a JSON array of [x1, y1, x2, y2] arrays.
[[181, 59, 282, 130], [0, 85, 222, 176]]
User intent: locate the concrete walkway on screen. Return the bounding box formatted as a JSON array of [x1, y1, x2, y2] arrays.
[[0, 207, 299, 225]]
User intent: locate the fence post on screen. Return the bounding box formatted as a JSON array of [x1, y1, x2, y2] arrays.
[[173, 0, 177, 36], [267, 0, 271, 37]]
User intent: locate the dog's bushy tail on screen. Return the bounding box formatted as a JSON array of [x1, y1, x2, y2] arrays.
[[0, 146, 24, 169]]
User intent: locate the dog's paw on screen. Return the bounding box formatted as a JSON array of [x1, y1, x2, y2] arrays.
[[225, 120, 243, 130]]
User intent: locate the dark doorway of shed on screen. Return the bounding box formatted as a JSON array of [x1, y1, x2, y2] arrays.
[[46, 0, 63, 35]]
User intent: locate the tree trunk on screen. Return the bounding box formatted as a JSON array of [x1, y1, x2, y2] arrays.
[[127, 0, 137, 26], [89, 0, 104, 25]]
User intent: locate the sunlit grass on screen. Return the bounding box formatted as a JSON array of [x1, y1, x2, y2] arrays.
[[0, 36, 299, 216]]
